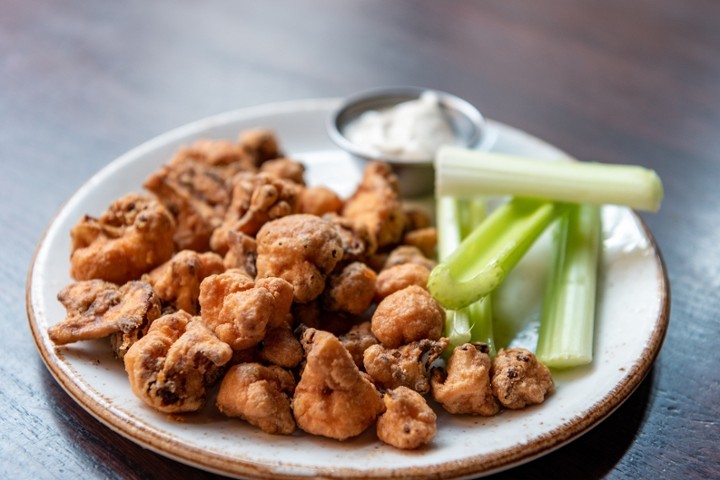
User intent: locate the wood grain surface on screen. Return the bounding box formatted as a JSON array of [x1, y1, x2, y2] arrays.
[[3, 0, 718, 478]]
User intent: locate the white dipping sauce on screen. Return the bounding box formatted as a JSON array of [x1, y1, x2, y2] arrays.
[[344, 91, 458, 161]]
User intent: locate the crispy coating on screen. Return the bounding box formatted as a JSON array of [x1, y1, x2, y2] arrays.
[[238, 128, 283, 166], [199, 270, 293, 350], [402, 227, 437, 259], [124, 310, 233, 413], [49, 280, 161, 358], [371, 285, 445, 348], [491, 348, 554, 409], [298, 186, 343, 216], [211, 173, 300, 254], [70, 194, 175, 283], [363, 338, 448, 394], [255, 214, 343, 303], [175, 138, 255, 171], [323, 214, 377, 262], [322, 262, 377, 315], [375, 263, 430, 300], [292, 328, 385, 440], [223, 230, 258, 276], [260, 158, 306, 185], [143, 250, 225, 315], [216, 363, 296, 435], [376, 387, 437, 450], [431, 343, 500, 416], [403, 206, 432, 231], [259, 323, 304, 368], [337, 321, 377, 369], [383, 245, 436, 271], [342, 162, 406, 249]]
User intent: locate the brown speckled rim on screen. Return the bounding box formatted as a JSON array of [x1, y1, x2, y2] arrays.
[[25, 101, 670, 479]]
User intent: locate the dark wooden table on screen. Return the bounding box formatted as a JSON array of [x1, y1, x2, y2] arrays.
[[3, 1, 718, 478]]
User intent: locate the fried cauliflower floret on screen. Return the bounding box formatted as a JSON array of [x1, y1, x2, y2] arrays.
[[376, 387, 437, 450], [375, 263, 430, 300], [322, 262, 377, 315], [124, 311, 232, 413], [199, 270, 293, 350], [298, 186, 343, 216], [431, 343, 499, 416], [49, 280, 161, 358], [223, 230, 258, 276], [383, 245, 436, 271], [342, 162, 406, 249], [402, 227, 437, 259], [143, 250, 225, 315], [260, 158, 306, 185], [403, 206, 432, 231], [292, 328, 384, 441], [363, 338, 448, 394], [491, 348, 554, 409], [216, 363, 296, 435], [211, 174, 300, 254], [238, 128, 283, 166], [323, 214, 377, 262], [175, 138, 255, 171], [371, 285, 444, 348], [255, 214, 343, 303], [69, 194, 175, 283], [259, 323, 304, 368], [338, 322, 378, 370]]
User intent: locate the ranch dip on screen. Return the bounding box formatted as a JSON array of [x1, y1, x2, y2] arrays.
[[343, 91, 459, 161]]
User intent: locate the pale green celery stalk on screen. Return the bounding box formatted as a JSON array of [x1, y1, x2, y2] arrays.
[[428, 198, 568, 310], [436, 196, 495, 355], [435, 146, 664, 212], [536, 203, 601, 368]]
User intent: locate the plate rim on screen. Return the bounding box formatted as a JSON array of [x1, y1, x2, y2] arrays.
[[25, 98, 671, 479]]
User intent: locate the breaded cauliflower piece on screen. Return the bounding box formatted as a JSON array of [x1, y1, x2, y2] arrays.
[[259, 323, 304, 369], [260, 158, 306, 185], [342, 162, 406, 249], [124, 310, 232, 413], [322, 262, 377, 315], [70, 193, 175, 283], [371, 285, 445, 348], [199, 270, 293, 350], [298, 186, 343, 216], [377, 387, 437, 450], [363, 338, 448, 394], [211, 173, 300, 254], [323, 214, 377, 262], [491, 348, 554, 409], [375, 263, 430, 300], [216, 363, 296, 435], [402, 227, 437, 259], [143, 250, 225, 315], [255, 214, 343, 303], [238, 128, 283, 166], [49, 280, 161, 359], [223, 230, 258, 276], [383, 245, 436, 271], [431, 343, 500, 416], [292, 328, 384, 441], [403, 206, 432, 231], [339, 321, 379, 370]]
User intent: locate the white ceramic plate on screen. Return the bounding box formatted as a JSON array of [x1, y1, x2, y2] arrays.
[[27, 99, 669, 479]]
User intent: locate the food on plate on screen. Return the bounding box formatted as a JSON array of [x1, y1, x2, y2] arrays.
[[431, 342, 500, 416], [376, 386, 437, 450], [124, 310, 233, 413], [491, 348, 554, 409], [370, 285, 445, 348], [50, 127, 563, 451], [49, 279, 162, 358], [70, 193, 176, 284], [255, 214, 343, 303], [292, 328, 385, 440], [363, 338, 447, 394], [216, 363, 296, 435]]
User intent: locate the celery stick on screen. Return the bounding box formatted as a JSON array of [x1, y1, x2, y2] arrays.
[[468, 296, 495, 357], [428, 198, 568, 310], [435, 146, 664, 212], [536, 204, 601, 368]]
